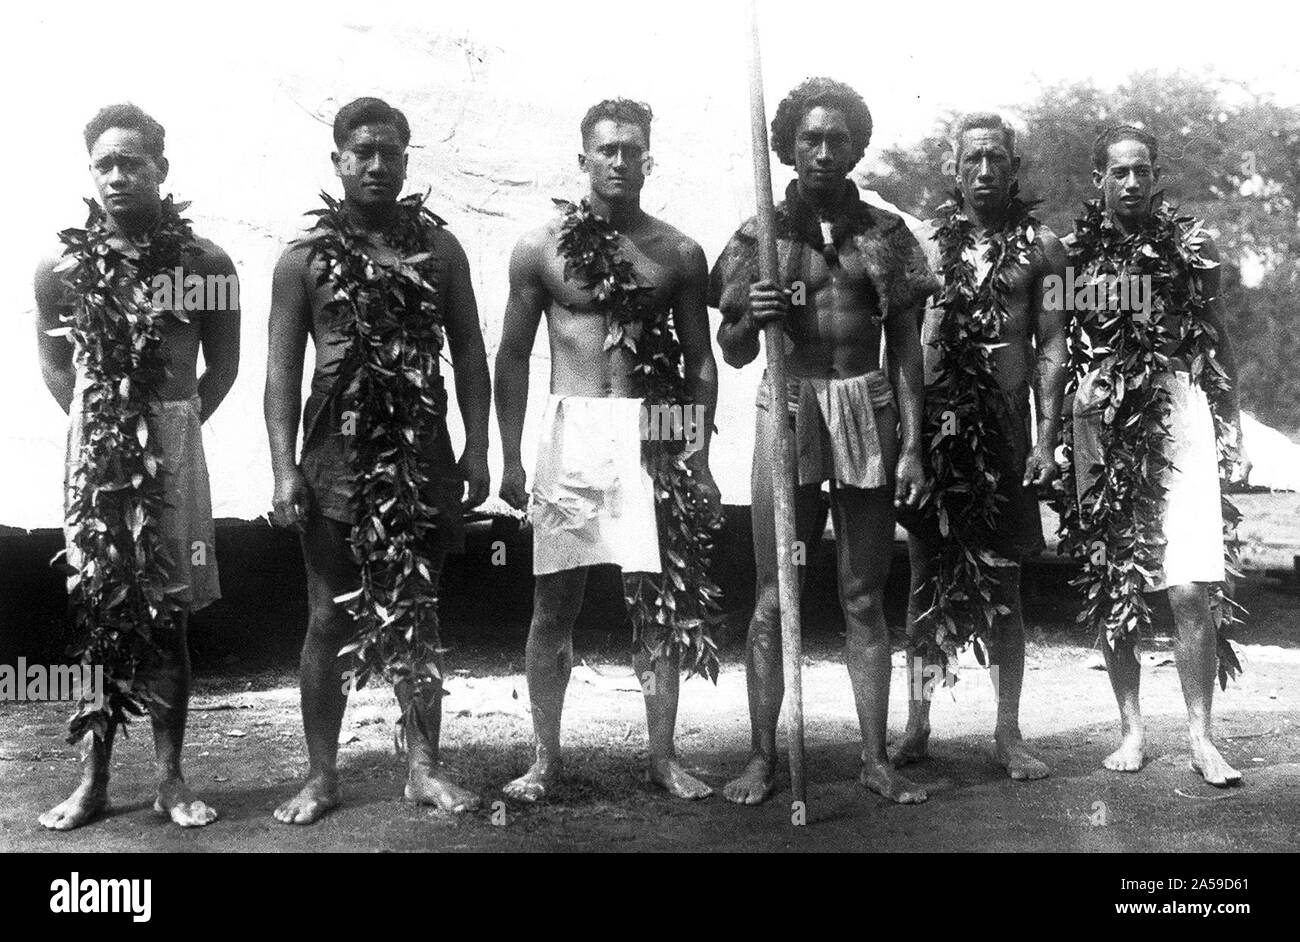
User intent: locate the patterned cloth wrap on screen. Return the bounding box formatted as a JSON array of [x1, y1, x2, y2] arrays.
[[65, 374, 221, 610]]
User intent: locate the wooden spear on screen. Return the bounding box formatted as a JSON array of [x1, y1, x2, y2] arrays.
[[745, 0, 806, 809]]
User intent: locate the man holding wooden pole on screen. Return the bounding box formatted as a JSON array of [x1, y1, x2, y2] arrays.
[[711, 77, 936, 805]]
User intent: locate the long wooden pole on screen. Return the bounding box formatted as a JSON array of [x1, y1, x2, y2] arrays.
[[745, 0, 806, 808]]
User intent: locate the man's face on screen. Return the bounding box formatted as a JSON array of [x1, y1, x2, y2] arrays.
[[333, 123, 408, 207], [1094, 138, 1159, 222], [793, 105, 859, 200], [579, 119, 650, 203], [89, 127, 166, 221], [956, 127, 1019, 214]]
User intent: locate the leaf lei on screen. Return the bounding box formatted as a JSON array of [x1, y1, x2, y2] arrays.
[[301, 191, 451, 733], [553, 198, 723, 681], [913, 186, 1040, 669], [1056, 198, 1243, 686], [55, 196, 196, 744]]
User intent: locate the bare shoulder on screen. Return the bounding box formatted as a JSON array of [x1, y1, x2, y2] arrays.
[[187, 235, 237, 276], [273, 239, 315, 278], [1032, 223, 1067, 269], [34, 248, 75, 310], [427, 223, 467, 259], [647, 215, 706, 269], [34, 248, 68, 287], [510, 219, 559, 269]]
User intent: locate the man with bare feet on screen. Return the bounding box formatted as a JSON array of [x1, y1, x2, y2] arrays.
[[496, 98, 721, 802], [36, 104, 240, 829], [712, 78, 935, 805], [265, 97, 491, 823], [1060, 125, 1249, 787], [893, 113, 1067, 781]]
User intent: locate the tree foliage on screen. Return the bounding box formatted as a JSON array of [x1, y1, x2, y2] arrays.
[[867, 70, 1300, 435]]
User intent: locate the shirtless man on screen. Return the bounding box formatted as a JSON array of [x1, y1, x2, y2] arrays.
[[712, 78, 936, 805], [496, 98, 720, 801], [35, 103, 240, 829], [892, 113, 1067, 780], [1064, 126, 1248, 786], [265, 97, 491, 823]]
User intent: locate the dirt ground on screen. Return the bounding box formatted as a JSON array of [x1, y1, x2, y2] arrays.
[[4, 576, 1299, 854]]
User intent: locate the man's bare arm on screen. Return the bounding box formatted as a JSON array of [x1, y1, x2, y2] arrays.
[[1031, 234, 1069, 449], [441, 233, 491, 452], [194, 243, 241, 423], [885, 301, 927, 507], [1198, 237, 1242, 426], [440, 231, 492, 509], [673, 240, 718, 471], [494, 232, 548, 507], [264, 247, 313, 525], [34, 256, 75, 414], [717, 305, 762, 369]]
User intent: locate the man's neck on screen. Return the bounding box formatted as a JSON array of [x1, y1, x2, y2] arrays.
[[343, 198, 398, 233], [105, 205, 162, 240], [795, 178, 850, 214], [965, 198, 1006, 235], [588, 192, 644, 232], [1109, 209, 1152, 238]]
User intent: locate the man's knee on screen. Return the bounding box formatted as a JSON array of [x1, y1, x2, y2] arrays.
[[529, 591, 577, 645], [841, 585, 886, 631], [1168, 583, 1213, 634], [305, 598, 352, 651], [746, 585, 782, 649]]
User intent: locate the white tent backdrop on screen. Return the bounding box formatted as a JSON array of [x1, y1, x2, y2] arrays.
[[3, 0, 1297, 528]]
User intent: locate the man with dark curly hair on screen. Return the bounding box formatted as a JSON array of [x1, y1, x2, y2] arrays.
[[711, 78, 936, 804]]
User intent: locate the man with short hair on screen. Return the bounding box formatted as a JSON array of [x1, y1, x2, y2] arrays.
[[1061, 124, 1248, 786], [712, 78, 935, 805], [893, 112, 1067, 780], [35, 103, 240, 829], [265, 97, 491, 823], [496, 98, 721, 802]]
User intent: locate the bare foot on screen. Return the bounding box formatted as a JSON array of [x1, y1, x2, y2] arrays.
[[153, 777, 219, 828], [39, 780, 108, 831], [503, 757, 560, 803], [273, 774, 341, 825], [722, 755, 776, 806], [647, 757, 713, 800], [1189, 735, 1242, 788], [404, 764, 481, 813], [859, 759, 928, 804], [1103, 733, 1145, 773], [890, 725, 931, 767], [994, 734, 1050, 781]]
